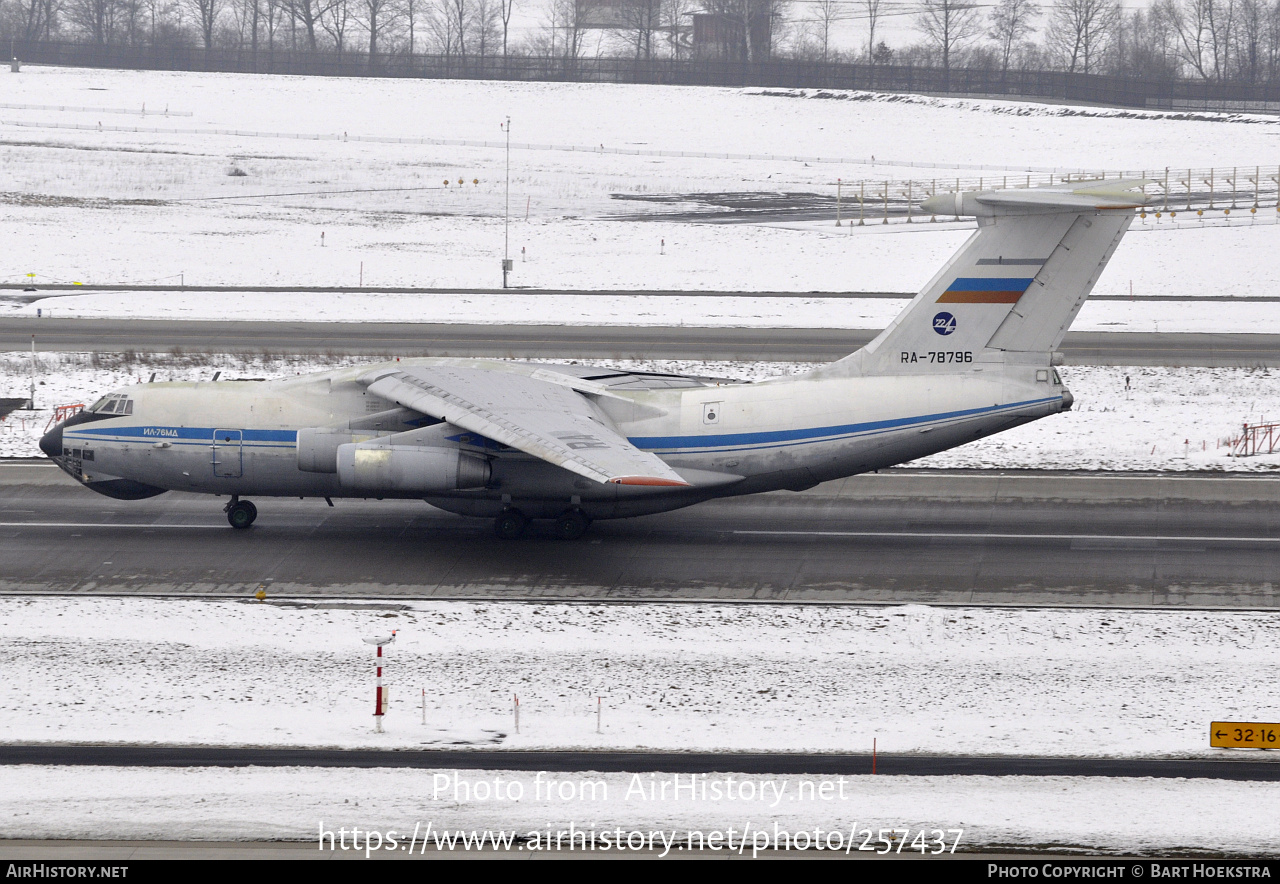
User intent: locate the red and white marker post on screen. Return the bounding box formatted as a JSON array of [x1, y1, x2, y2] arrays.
[[363, 630, 397, 733]]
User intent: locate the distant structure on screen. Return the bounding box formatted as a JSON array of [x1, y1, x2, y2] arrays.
[[692, 5, 773, 62], [573, 0, 774, 61]]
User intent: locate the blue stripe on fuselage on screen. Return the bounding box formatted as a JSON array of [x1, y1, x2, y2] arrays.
[[62, 397, 1060, 457], [66, 426, 298, 443], [627, 397, 1058, 452]]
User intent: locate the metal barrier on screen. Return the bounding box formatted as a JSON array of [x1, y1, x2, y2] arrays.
[[840, 166, 1280, 226], [45, 403, 84, 433], [1231, 422, 1280, 457]]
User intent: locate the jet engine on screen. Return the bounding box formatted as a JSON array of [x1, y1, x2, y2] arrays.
[[335, 444, 491, 493]]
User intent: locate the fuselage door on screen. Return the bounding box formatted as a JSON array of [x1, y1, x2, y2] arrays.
[[212, 429, 244, 478]]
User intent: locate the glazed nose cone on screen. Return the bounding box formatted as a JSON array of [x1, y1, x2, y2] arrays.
[[39, 423, 62, 459]]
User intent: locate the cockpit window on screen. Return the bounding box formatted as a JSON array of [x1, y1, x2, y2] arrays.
[[90, 394, 133, 415]]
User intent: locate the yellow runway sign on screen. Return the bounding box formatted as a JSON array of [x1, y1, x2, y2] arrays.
[[1211, 721, 1280, 748]]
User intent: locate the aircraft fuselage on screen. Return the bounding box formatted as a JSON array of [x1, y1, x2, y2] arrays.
[[43, 357, 1070, 522]]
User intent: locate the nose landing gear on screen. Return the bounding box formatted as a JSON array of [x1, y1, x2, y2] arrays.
[[225, 496, 258, 529]]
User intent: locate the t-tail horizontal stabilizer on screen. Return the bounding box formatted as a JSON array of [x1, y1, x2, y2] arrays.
[[830, 179, 1152, 377]]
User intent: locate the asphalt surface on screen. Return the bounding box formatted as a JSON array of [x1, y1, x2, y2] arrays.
[[2, 317, 1278, 365], [4, 463, 1280, 606], [1, 744, 1274, 779]]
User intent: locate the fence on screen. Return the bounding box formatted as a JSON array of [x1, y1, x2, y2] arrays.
[[823, 166, 1280, 227], [1230, 422, 1280, 457], [10, 40, 1280, 113]]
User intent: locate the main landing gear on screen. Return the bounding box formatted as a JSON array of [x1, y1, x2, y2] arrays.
[[553, 508, 591, 541], [493, 508, 528, 540], [225, 496, 258, 529], [492, 507, 592, 540]]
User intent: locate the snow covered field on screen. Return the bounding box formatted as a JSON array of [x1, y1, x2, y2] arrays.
[[2, 596, 1277, 758], [3, 352, 1278, 470], [5, 765, 1279, 855], [3, 597, 1280, 853], [1, 66, 1278, 300]]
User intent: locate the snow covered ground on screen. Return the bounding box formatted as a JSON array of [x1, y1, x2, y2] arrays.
[[1, 66, 1277, 299], [3, 597, 1280, 853], [1, 596, 1277, 758], [3, 352, 1278, 471], [4, 765, 1279, 855]]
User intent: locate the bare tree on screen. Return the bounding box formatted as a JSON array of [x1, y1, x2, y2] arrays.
[[699, 0, 778, 62], [183, 0, 221, 46], [471, 0, 500, 54], [359, 0, 396, 59], [20, 0, 60, 39], [1047, 0, 1118, 72], [861, 0, 881, 60], [65, 0, 117, 42], [424, 0, 457, 52], [1157, 0, 1237, 80], [497, 0, 513, 54], [914, 0, 983, 70], [620, 0, 661, 57], [660, 0, 692, 56], [541, 0, 583, 59], [801, 0, 840, 61], [320, 0, 348, 49], [449, 0, 467, 55], [988, 0, 1038, 73], [402, 0, 418, 51], [287, 0, 333, 48]]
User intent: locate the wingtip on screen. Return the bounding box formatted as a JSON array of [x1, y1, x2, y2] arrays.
[[610, 476, 691, 487]]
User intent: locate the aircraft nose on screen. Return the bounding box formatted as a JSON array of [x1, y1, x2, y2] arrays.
[[39, 423, 62, 459]]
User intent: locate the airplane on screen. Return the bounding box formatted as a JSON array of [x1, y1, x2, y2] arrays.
[[40, 178, 1151, 540]]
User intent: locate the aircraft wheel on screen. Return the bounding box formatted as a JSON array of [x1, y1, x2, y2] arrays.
[[553, 509, 591, 541], [227, 500, 257, 529], [493, 508, 528, 540]]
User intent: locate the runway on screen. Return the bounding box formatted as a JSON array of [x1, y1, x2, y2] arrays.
[[1, 744, 1275, 779], [4, 463, 1279, 606], [1, 317, 1278, 365]]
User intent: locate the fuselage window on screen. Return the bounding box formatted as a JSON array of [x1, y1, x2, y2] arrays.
[[82, 449, 94, 461]]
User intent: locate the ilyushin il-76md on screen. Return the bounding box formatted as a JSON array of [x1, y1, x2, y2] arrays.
[[41, 180, 1151, 539]]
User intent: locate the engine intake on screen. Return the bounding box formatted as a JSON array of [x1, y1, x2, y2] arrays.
[[336, 444, 490, 493]]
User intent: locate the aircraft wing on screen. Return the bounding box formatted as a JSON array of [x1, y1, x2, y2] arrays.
[[360, 365, 689, 487]]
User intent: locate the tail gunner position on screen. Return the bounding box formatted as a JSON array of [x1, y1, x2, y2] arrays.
[[41, 179, 1148, 539]]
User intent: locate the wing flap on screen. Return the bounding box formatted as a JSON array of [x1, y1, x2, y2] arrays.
[[362, 366, 688, 487]]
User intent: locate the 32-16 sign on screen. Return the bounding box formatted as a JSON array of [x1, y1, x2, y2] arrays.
[[1211, 721, 1280, 748]]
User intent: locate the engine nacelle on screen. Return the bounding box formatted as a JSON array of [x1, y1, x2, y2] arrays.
[[336, 444, 491, 493], [297, 428, 356, 473]]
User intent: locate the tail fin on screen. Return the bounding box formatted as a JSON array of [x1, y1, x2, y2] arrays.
[[829, 179, 1149, 377]]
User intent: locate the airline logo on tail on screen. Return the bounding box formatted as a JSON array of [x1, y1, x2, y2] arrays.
[[936, 277, 1036, 304], [932, 312, 957, 335]]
